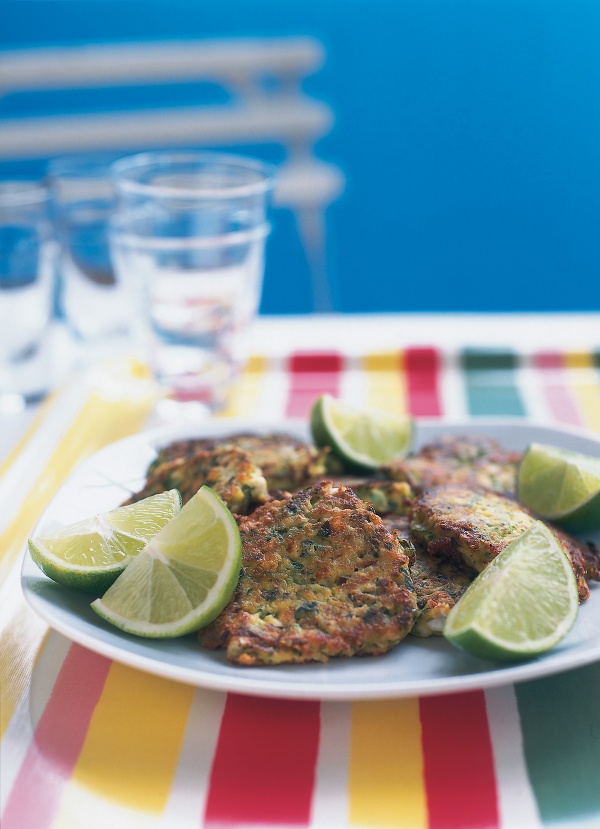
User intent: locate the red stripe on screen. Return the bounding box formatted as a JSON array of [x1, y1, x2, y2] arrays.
[[533, 352, 582, 426], [289, 353, 344, 373], [420, 692, 499, 829], [2, 644, 111, 829], [204, 694, 320, 826], [405, 347, 443, 416], [285, 350, 344, 419]]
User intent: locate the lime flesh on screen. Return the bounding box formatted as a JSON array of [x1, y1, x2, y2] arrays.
[[28, 490, 182, 594], [518, 442, 600, 531], [91, 486, 242, 638], [444, 521, 579, 661], [310, 394, 414, 471]]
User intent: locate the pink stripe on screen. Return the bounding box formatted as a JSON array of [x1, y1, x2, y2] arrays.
[[534, 352, 563, 369], [532, 352, 583, 426], [285, 351, 344, 419], [2, 644, 111, 829], [404, 347, 443, 417]]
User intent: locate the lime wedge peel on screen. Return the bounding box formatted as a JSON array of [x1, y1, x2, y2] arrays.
[[91, 486, 242, 639], [310, 394, 414, 471], [28, 490, 182, 595], [444, 521, 579, 662], [517, 442, 600, 531]]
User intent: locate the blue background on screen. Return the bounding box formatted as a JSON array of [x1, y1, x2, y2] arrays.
[[2, 0, 599, 314]]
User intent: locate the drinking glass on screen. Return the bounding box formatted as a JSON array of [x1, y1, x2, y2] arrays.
[[48, 153, 130, 342], [0, 181, 55, 411], [109, 151, 276, 416]]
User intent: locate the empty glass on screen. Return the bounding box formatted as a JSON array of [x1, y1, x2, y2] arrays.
[[0, 181, 55, 411], [109, 151, 276, 416]]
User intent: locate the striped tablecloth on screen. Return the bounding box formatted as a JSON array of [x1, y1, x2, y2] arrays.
[[2, 341, 600, 829]]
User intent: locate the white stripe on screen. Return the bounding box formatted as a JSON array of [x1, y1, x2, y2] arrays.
[[310, 701, 352, 828], [485, 685, 542, 829], [339, 360, 368, 408], [159, 688, 226, 827], [0, 558, 29, 637], [0, 380, 88, 539], [254, 358, 291, 422], [55, 782, 163, 829], [29, 632, 72, 731], [514, 359, 552, 423], [439, 347, 469, 420]]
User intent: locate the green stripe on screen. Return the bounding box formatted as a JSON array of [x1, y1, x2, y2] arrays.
[[462, 350, 520, 371], [461, 348, 526, 416], [515, 663, 600, 824], [462, 347, 600, 825]]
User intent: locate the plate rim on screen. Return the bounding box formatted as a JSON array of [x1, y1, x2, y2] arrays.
[[21, 415, 600, 701]]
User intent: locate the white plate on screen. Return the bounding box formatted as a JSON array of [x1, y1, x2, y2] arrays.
[[21, 418, 600, 700]]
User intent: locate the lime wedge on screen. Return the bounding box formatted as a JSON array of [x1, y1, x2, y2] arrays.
[[28, 490, 182, 594], [444, 521, 578, 661], [517, 442, 600, 531], [310, 394, 414, 471], [91, 486, 241, 638]]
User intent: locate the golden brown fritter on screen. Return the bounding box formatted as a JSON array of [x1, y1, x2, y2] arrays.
[[382, 514, 412, 541], [332, 478, 414, 516], [384, 435, 521, 495], [409, 550, 474, 637], [380, 514, 473, 637], [552, 526, 600, 585], [147, 433, 328, 492], [409, 484, 599, 602], [146, 437, 217, 475], [125, 445, 268, 514], [199, 481, 418, 665], [234, 433, 329, 491]]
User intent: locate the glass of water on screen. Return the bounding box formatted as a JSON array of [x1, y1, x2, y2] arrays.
[[0, 181, 55, 411], [109, 152, 276, 416], [48, 153, 130, 343]]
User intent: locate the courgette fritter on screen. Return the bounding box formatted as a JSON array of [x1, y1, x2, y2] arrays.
[[148, 432, 328, 492], [380, 514, 474, 637], [409, 550, 474, 637], [384, 435, 521, 495], [199, 481, 418, 665], [410, 484, 599, 602], [333, 478, 413, 516], [126, 445, 268, 514]]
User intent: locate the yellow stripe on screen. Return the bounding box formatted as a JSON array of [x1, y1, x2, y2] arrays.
[[0, 374, 157, 738], [0, 391, 57, 479], [68, 661, 195, 812], [363, 351, 407, 414], [0, 605, 49, 739], [220, 354, 267, 418], [0, 390, 155, 576], [563, 352, 594, 370], [348, 698, 427, 829], [563, 352, 600, 432]]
